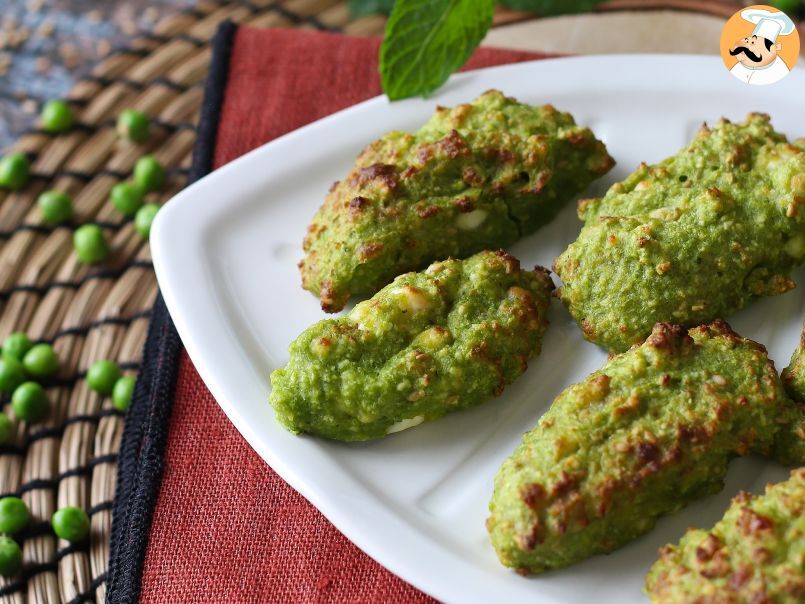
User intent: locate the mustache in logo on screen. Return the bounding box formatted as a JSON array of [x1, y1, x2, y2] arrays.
[[730, 46, 763, 62]]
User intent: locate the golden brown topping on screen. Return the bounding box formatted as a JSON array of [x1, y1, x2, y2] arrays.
[[353, 163, 399, 191], [319, 280, 337, 311], [349, 196, 370, 213], [492, 250, 521, 273], [551, 471, 581, 497], [526, 169, 552, 195], [462, 166, 483, 187], [646, 323, 694, 351], [636, 441, 660, 465], [436, 129, 471, 159], [454, 196, 475, 212], [415, 204, 442, 219], [728, 566, 752, 590], [521, 483, 546, 509], [357, 242, 384, 262], [695, 534, 723, 562], [736, 508, 774, 536], [656, 261, 672, 274]]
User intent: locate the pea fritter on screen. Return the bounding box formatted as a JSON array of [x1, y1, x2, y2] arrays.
[[555, 114, 805, 352], [776, 321, 805, 466], [300, 89, 613, 312], [487, 321, 801, 575], [645, 468, 805, 603], [271, 251, 553, 441]]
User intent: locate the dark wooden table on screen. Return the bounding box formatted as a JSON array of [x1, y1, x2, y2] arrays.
[[0, 0, 192, 150]]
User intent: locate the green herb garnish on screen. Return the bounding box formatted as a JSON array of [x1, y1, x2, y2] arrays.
[[379, 0, 496, 100], [378, 0, 605, 100]]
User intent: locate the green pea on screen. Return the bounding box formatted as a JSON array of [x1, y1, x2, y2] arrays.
[[0, 536, 22, 577], [86, 360, 122, 395], [11, 382, 49, 423], [0, 412, 13, 444], [112, 375, 135, 412], [135, 203, 160, 239], [110, 181, 144, 217], [3, 332, 32, 361], [133, 155, 166, 193], [40, 99, 74, 133], [0, 152, 31, 190], [117, 109, 149, 143], [22, 343, 59, 377], [37, 190, 74, 224], [51, 507, 90, 542], [0, 356, 26, 393], [0, 497, 29, 534], [73, 224, 109, 264]]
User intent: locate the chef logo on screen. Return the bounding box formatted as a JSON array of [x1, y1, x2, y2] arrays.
[[720, 5, 799, 86]]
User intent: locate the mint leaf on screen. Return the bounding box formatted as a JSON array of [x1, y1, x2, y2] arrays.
[[499, 0, 605, 16], [380, 0, 496, 101], [348, 0, 395, 18]]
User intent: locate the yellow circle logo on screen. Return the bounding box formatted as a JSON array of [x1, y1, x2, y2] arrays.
[[720, 4, 800, 86]]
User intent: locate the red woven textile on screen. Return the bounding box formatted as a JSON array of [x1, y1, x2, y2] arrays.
[[140, 27, 546, 602]]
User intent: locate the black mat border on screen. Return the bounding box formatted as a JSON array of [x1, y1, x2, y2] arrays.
[[106, 20, 238, 604]]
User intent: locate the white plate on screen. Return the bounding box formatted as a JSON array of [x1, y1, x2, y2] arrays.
[[151, 55, 805, 604]]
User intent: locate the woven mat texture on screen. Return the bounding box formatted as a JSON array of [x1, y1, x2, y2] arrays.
[[0, 3, 392, 603]]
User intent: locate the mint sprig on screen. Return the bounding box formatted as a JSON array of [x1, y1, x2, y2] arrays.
[[379, 0, 496, 101], [377, 0, 607, 100]]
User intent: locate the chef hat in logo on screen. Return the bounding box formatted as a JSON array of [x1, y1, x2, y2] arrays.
[[741, 8, 796, 43], [720, 4, 800, 85]]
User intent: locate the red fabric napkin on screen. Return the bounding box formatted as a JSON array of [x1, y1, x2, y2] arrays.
[[139, 27, 548, 602]]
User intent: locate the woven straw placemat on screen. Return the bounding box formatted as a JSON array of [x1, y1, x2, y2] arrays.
[[0, 1, 792, 603]]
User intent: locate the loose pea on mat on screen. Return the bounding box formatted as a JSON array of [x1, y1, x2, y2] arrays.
[[51, 507, 90, 542], [133, 155, 166, 192], [0, 412, 13, 444], [112, 375, 135, 412], [0, 536, 22, 578], [135, 203, 160, 238], [87, 360, 121, 395], [37, 190, 73, 224], [73, 224, 109, 264], [0, 497, 30, 534], [110, 181, 144, 217], [40, 99, 74, 133], [116, 109, 149, 143], [11, 382, 49, 423], [22, 343, 59, 377], [0, 356, 26, 393], [0, 152, 30, 191], [3, 332, 32, 362]]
